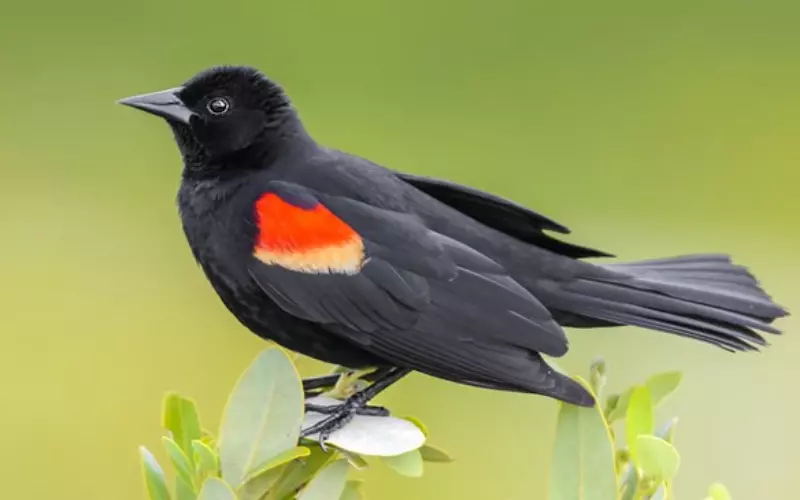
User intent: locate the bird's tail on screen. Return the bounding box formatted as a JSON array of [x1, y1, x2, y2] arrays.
[[542, 254, 788, 351]]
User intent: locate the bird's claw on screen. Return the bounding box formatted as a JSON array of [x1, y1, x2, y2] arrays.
[[301, 393, 390, 451], [305, 402, 389, 417]]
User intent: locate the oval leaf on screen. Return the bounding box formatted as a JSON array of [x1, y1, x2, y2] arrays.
[[218, 348, 304, 487], [302, 396, 425, 456], [636, 436, 680, 480], [656, 417, 678, 444], [625, 386, 654, 462], [619, 464, 638, 500], [607, 388, 633, 423], [243, 446, 310, 483], [297, 459, 350, 500], [340, 450, 369, 470], [589, 358, 607, 398], [604, 394, 620, 420], [193, 440, 220, 480], [200, 429, 216, 450], [381, 449, 424, 478], [163, 393, 202, 461], [549, 376, 617, 500], [419, 444, 454, 463], [340, 480, 365, 500], [608, 373, 683, 424], [708, 483, 732, 500], [163, 437, 195, 487], [176, 476, 197, 500], [402, 416, 429, 437], [197, 478, 237, 500], [646, 372, 683, 408], [650, 486, 666, 500], [237, 468, 284, 500], [140, 446, 172, 500], [268, 445, 331, 500]]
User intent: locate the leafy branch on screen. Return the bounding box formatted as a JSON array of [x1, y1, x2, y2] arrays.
[[139, 347, 734, 500], [139, 346, 452, 500], [549, 358, 733, 500]]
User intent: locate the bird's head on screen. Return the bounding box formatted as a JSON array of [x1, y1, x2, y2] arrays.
[[118, 66, 303, 168]]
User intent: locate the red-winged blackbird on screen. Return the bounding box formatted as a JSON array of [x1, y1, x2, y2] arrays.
[[119, 66, 787, 437]]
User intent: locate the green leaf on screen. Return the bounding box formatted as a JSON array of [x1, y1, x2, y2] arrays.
[[218, 347, 305, 488], [242, 446, 310, 483], [646, 372, 683, 408], [618, 464, 638, 500], [297, 459, 350, 500], [163, 393, 203, 462], [238, 449, 310, 500], [200, 429, 216, 449], [607, 372, 682, 424], [140, 446, 172, 500], [636, 436, 680, 481], [589, 358, 607, 398], [655, 417, 678, 444], [625, 386, 654, 462], [340, 480, 365, 500], [176, 476, 197, 500], [381, 449, 424, 478], [340, 450, 369, 470], [268, 445, 332, 500], [604, 394, 620, 420], [708, 483, 732, 500], [237, 468, 284, 500], [418, 444, 454, 463], [163, 436, 195, 488], [303, 396, 425, 456], [607, 388, 633, 423], [197, 478, 238, 500], [549, 376, 618, 500], [650, 486, 666, 500], [402, 416, 429, 437], [193, 440, 220, 479]]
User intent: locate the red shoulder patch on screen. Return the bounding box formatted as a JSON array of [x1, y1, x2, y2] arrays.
[[253, 193, 366, 274]]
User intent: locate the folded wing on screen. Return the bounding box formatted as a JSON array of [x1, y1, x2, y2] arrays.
[[397, 172, 612, 259], [246, 180, 590, 404]]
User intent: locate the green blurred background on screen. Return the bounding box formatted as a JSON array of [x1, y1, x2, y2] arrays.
[[2, 0, 798, 498]]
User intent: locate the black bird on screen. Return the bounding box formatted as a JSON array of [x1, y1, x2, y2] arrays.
[[119, 66, 788, 438]]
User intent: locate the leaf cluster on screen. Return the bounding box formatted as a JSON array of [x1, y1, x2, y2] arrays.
[[139, 347, 453, 500], [139, 349, 735, 500], [549, 359, 732, 500]]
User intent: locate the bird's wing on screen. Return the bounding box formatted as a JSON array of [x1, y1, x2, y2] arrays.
[[396, 172, 612, 259], [245, 180, 569, 359]]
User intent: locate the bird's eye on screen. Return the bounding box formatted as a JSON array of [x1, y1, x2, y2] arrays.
[[206, 97, 231, 115]]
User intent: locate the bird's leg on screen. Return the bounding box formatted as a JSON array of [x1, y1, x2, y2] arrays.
[[301, 367, 411, 444], [304, 367, 391, 416], [303, 368, 389, 410], [302, 374, 341, 398], [301, 367, 386, 397]]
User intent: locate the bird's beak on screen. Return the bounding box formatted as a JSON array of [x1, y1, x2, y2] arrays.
[[117, 87, 195, 124]]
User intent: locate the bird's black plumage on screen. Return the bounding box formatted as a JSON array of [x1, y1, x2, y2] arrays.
[[119, 66, 789, 408]]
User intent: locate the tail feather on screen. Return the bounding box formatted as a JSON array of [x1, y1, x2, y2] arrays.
[[561, 279, 781, 335], [545, 254, 788, 352], [606, 253, 735, 268]]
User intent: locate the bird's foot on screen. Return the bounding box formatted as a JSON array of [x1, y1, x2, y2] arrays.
[[305, 400, 390, 417], [300, 367, 410, 451], [301, 393, 390, 449]]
